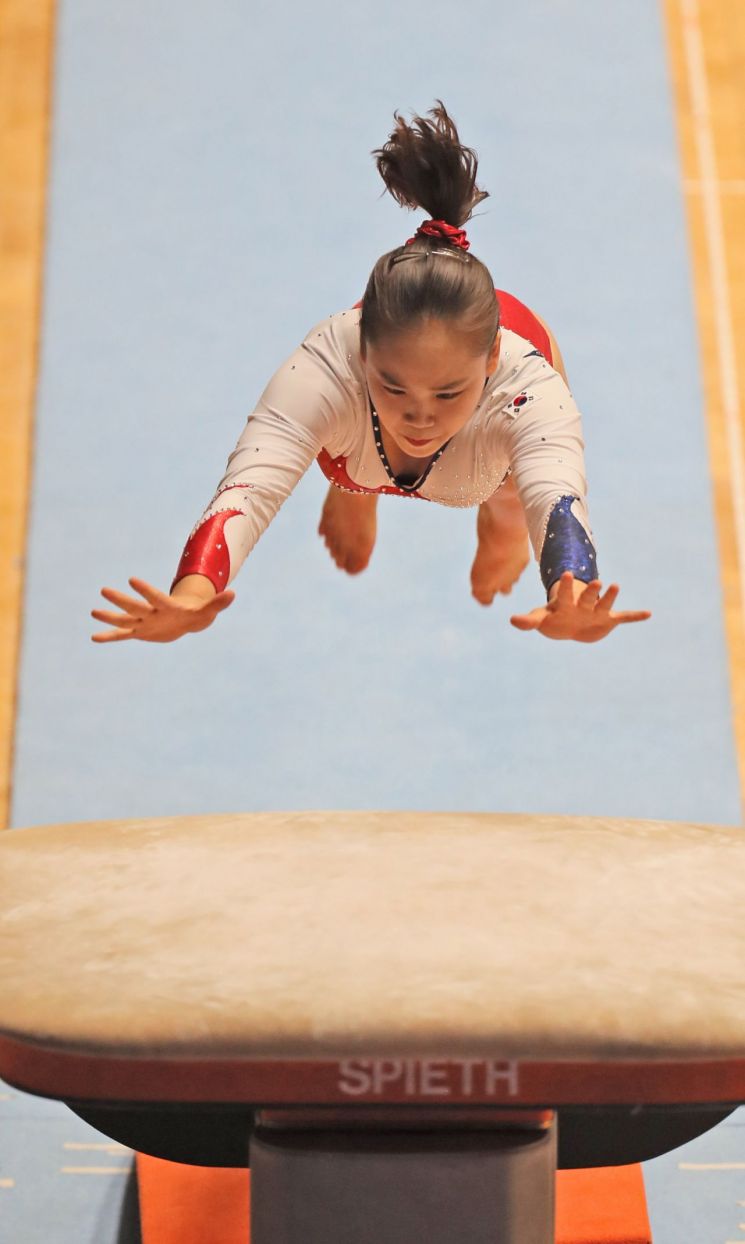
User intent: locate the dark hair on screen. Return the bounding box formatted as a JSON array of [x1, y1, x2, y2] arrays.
[[360, 101, 499, 355]]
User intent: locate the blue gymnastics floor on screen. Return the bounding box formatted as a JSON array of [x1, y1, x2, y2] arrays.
[[1, 1, 743, 1240]]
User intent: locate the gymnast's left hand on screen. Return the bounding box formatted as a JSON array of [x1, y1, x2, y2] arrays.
[[509, 572, 651, 642]]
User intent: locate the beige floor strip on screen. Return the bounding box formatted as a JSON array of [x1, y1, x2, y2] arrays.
[[662, 0, 745, 819], [0, 0, 54, 829]]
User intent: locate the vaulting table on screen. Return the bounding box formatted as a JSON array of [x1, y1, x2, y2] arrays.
[[0, 811, 743, 1243]]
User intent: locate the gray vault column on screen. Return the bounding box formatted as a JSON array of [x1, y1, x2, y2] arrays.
[[250, 1108, 557, 1244]]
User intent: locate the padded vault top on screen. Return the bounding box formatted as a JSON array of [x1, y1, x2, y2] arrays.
[[0, 811, 743, 1107]]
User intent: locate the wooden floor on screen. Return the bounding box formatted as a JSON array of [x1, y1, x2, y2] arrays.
[[663, 0, 745, 816], [1, 0, 744, 827], [0, 0, 54, 829]]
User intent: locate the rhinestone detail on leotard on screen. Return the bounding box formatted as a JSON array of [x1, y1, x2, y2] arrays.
[[369, 402, 450, 493]]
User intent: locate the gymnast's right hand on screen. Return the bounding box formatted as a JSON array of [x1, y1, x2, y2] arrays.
[[91, 576, 235, 643]]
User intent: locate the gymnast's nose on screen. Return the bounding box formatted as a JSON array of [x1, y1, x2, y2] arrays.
[[404, 410, 435, 430]]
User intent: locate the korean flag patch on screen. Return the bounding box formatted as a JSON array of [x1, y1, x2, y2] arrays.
[[504, 390, 536, 418]]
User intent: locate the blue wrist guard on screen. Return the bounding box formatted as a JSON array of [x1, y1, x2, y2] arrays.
[[540, 495, 598, 596]]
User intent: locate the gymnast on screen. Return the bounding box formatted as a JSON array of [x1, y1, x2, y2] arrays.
[[92, 102, 650, 646]]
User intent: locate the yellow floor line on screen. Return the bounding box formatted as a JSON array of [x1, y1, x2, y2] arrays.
[[662, 0, 745, 820], [680, 1162, 745, 1170], [0, 0, 55, 830]]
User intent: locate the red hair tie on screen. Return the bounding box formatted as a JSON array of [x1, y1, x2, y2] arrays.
[[405, 219, 470, 251]]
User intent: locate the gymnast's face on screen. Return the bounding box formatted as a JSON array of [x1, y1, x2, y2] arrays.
[[361, 319, 501, 458]]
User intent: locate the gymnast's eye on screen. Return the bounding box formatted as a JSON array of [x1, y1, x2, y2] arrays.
[[436, 392, 464, 401], [383, 386, 405, 396]]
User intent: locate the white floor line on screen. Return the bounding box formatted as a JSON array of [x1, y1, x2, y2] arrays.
[[681, 0, 745, 644], [685, 179, 745, 193]]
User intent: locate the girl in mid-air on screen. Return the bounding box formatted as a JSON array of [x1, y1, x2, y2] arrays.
[[92, 102, 650, 645]]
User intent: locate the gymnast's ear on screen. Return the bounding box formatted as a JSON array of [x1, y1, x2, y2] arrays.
[[486, 329, 501, 375]]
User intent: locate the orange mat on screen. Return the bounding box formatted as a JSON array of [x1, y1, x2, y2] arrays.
[[137, 1157, 251, 1243], [556, 1165, 652, 1243], [137, 1153, 652, 1243]]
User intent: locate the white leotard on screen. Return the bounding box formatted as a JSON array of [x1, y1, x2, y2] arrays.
[[174, 307, 594, 591]]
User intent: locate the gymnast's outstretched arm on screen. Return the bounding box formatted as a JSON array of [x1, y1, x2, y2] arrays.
[[91, 320, 350, 644], [492, 329, 651, 641]]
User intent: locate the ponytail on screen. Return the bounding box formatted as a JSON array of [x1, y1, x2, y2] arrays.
[[373, 100, 487, 228], [360, 101, 499, 355]]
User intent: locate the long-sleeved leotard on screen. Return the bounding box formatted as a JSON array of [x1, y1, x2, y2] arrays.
[[173, 290, 598, 596]]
